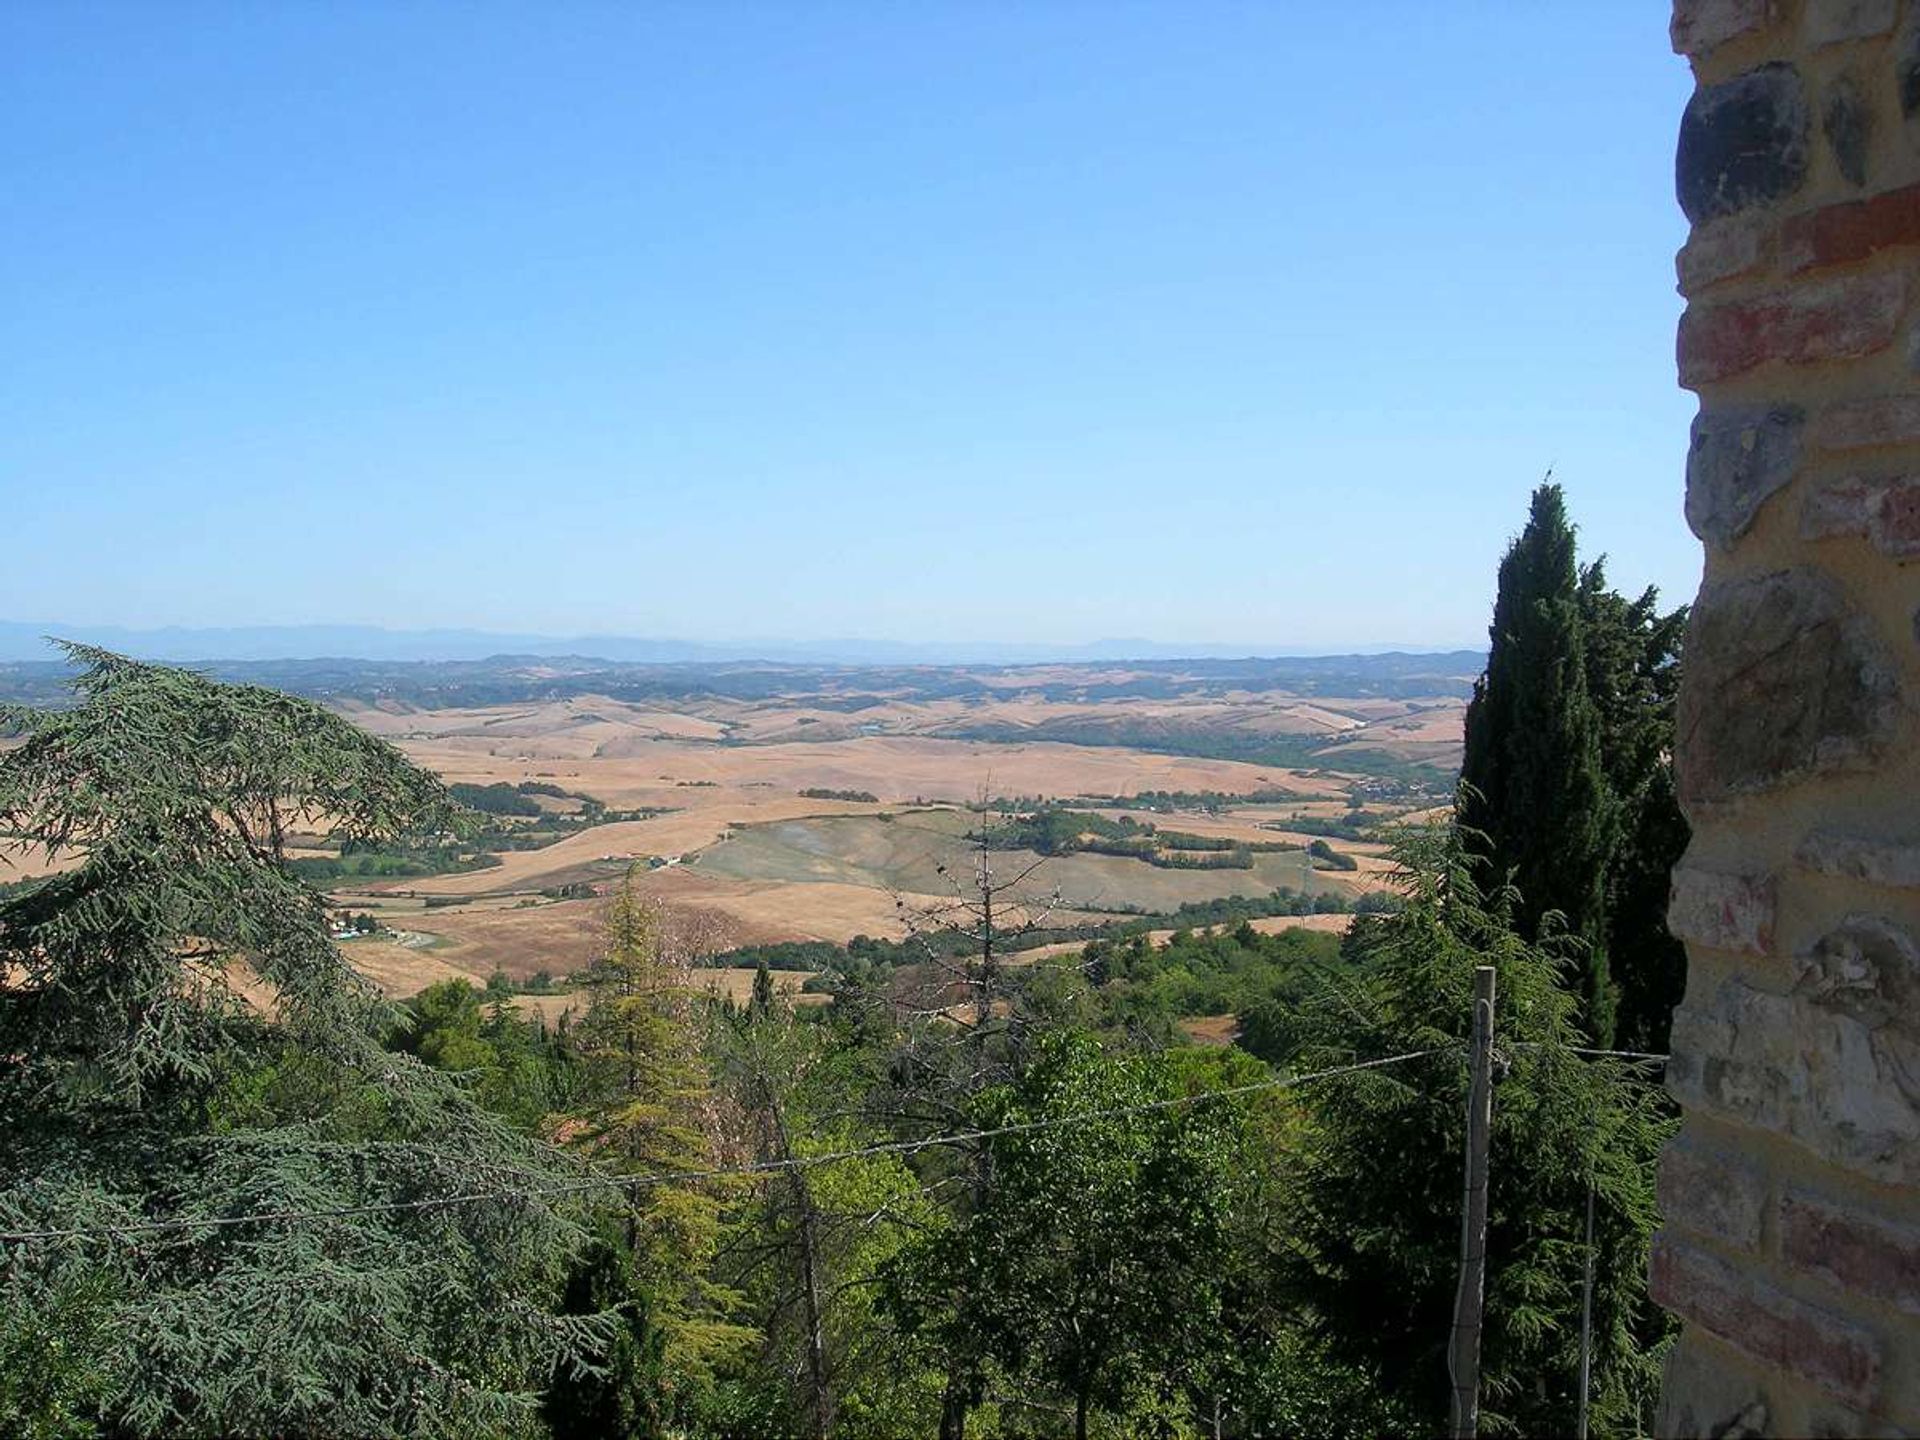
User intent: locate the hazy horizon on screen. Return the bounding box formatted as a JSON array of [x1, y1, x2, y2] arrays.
[[0, 618, 1486, 667]]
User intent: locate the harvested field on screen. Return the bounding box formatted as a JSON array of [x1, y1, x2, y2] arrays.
[[691, 966, 829, 1007], [338, 937, 486, 996], [0, 843, 75, 882], [1178, 1014, 1241, 1047]]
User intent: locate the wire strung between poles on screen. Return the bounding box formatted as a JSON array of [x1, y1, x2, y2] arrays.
[[0, 1046, 1456, 1246]]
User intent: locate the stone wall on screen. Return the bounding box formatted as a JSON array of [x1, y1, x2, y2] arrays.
[[1660, 2, 1920, 1434]]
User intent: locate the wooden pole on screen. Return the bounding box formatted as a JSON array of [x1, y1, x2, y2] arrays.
[[1450, 965, 1497, 1440], [1576, 1175, 1596, 1440]]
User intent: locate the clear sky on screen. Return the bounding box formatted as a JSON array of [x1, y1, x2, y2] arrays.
[[2, 2, 1697, 653]]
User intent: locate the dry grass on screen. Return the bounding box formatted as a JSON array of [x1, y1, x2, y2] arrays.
[[1177, 1014, 1241, 1047], [336, 937, 483, 996], [0, 843, 75, 881]]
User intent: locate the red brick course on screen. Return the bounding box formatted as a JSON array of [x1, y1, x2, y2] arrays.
[[1649, 1233, 1883, 1408], [1678, 271, 1904, 385], [1784, 185, 1920, 273], [1780, 1192, 1920, 1319]]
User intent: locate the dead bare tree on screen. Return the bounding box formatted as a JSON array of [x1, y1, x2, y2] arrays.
[[878, 795, 1068, 1440]]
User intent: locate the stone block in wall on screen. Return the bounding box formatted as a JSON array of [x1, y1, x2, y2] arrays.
[[1679, 271, 1906, 385], [1780, 1190, 1920, 1319], [1676, 568, 1902, 807], [1797, 828, 1920, 886], [1792, 913, 1918, 1029], [1678, 62, 1807, 223], [1666, 915, 1920, 1183], [1822, 73, 1873, 189], [1807, 0, 1900, 47], [1657, 1335, 1772, 1439], [1649, 1233, 1883, 1409], [1673, 0, 1777, 57], [1669, 865, 1779, 954], [1803, 474, 1920, 558], [1686, 403, 1806, 548], [1659, 1135, 1769, 1250], [1901, 21, 1920, 121]]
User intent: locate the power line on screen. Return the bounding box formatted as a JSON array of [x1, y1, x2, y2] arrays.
[[0, 1047, 1453, 1247], [1569, 1047, 1667, 1063], [1510, 1044, 1669, 1065]]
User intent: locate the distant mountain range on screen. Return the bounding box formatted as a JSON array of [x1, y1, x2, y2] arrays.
[[0, 621, 1481, 669]]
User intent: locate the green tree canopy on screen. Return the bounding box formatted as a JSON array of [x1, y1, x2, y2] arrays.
[[1281, 824, 1673, 1437], [1460, 482, 1618, 1041], [0, 646, 605, 1438]]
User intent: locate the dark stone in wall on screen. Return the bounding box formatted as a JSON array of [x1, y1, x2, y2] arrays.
[[1824, 74, 1872, 189], [1677, 567, 1901, 808], [1900, 22, 1920, 119], [1686, 404, 1807, 549], [1679, 63, 1811, 223]]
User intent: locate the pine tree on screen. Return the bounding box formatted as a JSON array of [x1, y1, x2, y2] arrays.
[[568, 876, 749, 1414], [1460, 484, 1619, 1043]]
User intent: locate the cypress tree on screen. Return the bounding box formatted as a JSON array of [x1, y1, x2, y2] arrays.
[[1460, 484, 1618, 1043], [1577, 564, 1690, 1055]]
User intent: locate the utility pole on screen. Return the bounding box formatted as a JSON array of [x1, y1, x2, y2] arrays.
[[1450, 965, 1496, 1440], [1576, 1175, 1597, 1440]]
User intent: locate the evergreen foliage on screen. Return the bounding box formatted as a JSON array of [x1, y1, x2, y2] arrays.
[[1281, 824, 1673, 1437], [0, 646, 607, 1438], [1461, 483, 1687, 1046], [0, 648, 1682, 1439], [1576, 564, 1690, 1054], [565, 877, 751, 1415]]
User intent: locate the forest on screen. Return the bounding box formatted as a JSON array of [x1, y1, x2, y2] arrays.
[[0, 487, 1690, 1439]]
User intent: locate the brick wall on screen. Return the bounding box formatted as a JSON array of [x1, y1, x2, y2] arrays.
[[1660, 2, 1920, 1434]]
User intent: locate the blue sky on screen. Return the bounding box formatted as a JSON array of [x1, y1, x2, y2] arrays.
[[1, 2, 1696, 653]]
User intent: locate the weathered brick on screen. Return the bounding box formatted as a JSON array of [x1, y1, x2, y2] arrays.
[[1780, 1191, 1920, 1318], [1649, 1233, 1882, 1408], [1821, 73, 1872, 189], [1678, 211, 1773, 293], [1678, 271, 1906, 386], [1659, 1136, 1768, 1250], [1673, 0, 1777, 57], [1813, 394, 1920, 450], [1803, 474, 1920, 559], [1676, 568, 1901, 806], [1678, 63, 1809, 224], [1686, 404, 1806, 548], [1806, 0, 1899, 46], [1797, 828, 1920, 887], [1669, 865, 1778, 954], [1785, 184, 1920, 273]]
